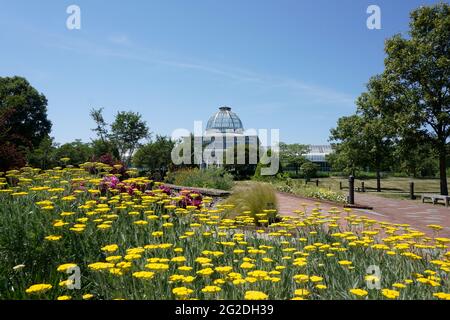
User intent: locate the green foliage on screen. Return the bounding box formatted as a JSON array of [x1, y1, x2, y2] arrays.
[[0, 77, 52, 170], [110, 111, 150, 165], [0, 109, 27, 170], [133, 135, 175, 180], [382, 3, 450, 194], [90, 108, 109, 143], [253, 161, 271, 181], [329, 3, 450, 194], [329, 115, 369, 175], [279, 142, 308, 171], [27, 138, 94, 169], [89, 108, 149, 165], [90, 139, 120, 160], [0, 76, 52, 148], [165, 167, 234, 190], [271, 179, 347, 204], [26, 136, 57, 169], [222, 181, 278, 221], [300, 161, 318, 181], [393, 138, 439, 178], [223, 144, 259, 180], [54, 140, 94, 166]]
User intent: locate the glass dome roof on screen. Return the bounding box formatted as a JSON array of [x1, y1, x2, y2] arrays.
[[206, 107, 244, 134]]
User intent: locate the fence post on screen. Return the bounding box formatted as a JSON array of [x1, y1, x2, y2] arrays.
[[410, 182, 416, 200], [348, 175, 355, 205], [339, 181, 342, 190], [316, 179, 319, 187], [361, 181, 365, 193]]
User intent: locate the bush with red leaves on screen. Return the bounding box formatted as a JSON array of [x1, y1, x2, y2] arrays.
[[179, 189, 203, 208], [0, 142, 26, 171]]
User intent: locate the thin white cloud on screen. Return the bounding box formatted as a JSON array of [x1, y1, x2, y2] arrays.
[[108, 34, 131, 45], [43, 31, 355, 107]]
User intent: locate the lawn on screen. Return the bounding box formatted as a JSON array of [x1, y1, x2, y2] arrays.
[[302, 177, 449, 201]]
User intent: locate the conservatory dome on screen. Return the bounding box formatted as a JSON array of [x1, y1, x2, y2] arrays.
[[206, 106, 244, 134]]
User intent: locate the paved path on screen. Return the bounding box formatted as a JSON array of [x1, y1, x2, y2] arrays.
[[277, 192, 450, 237]]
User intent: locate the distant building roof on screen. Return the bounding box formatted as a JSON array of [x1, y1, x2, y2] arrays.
[[304, 145, 332, 162], [206, 106, 244, 134]]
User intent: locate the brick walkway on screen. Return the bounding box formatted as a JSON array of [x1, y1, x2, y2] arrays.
[[277, 192, 450, 237]]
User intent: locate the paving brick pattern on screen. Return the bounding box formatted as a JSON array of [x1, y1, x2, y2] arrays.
[[277, 192, 450, 237]]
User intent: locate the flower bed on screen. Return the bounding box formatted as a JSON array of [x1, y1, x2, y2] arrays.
[[0, 165, 450, 300]]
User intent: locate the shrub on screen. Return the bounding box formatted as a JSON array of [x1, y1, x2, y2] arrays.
[[223, 144, 259, 180], [0, 143, 26, 171], [303, 188, 347, 203], [165, 167, 234, 190], [270, 179, 347, 204], [222, 181, 278, 222], [300, 161, 318, 181]]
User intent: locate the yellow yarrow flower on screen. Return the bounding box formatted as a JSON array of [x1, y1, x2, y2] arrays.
[[26, 284, 53, 294], [244, 291, 268, 300]]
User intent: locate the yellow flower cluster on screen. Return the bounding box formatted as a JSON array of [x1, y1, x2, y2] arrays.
[[2, 165, 450, 300]]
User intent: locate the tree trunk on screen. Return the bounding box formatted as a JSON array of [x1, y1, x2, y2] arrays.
[[376, 169, 381, 192], [438, 146, 448, 195]]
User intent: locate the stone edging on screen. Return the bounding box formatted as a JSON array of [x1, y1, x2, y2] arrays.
[[162, 183, 232, 197]]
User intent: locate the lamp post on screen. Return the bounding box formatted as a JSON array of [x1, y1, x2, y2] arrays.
[[410, 182, 416, 200], [348, 175, 355, 205]]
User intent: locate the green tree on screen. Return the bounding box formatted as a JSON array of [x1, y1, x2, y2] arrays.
[[0, 76, 52, 148], [329, 115, 368, 176], [133, 135, 175, 178], [27, 136, 57, 169], [224, 143, 259, 180], [0, 108, 28, 170], [90, 108, 109, 143], [111, 111, 150, 165], [383, 3, 450, 195], [300, 161, 318, 182], [330, 74, 396, 191], [89, 108, 120, 160], [391, 133, 439, 178], [355, 76, 396, 191], [54, 140, 93, 166], [279, 142, 309, 175]]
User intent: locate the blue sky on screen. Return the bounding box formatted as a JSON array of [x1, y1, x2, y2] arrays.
[[0, 0, 445, 144]]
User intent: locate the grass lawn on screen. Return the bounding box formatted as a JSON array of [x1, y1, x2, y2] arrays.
[[305, 176, 450, 200]]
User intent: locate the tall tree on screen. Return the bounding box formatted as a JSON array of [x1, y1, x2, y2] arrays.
[[356, 76, 395, 192], [89, 108, 119, 159], [279, 142, 309, 175], [111, 111, 149, 165], [329, 92, 394, 192], [90, 108, 109, 143], [26, 136, 57, 169], [54, 140, 94, 166], [133, 135, 175, 178], [0, 108, 28, 170], [329, 115, 369, 176], [0, 76, 52, 148], [383, 3, 450, 195], [393, 135, 439, 178]]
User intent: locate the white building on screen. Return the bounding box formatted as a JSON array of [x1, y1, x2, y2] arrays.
[[304, 145, 333, 171], [202, 106, 258, 166]]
